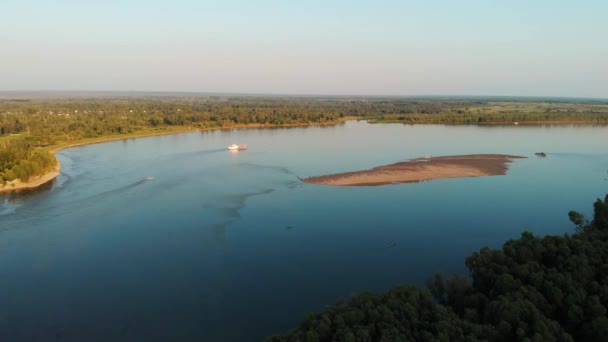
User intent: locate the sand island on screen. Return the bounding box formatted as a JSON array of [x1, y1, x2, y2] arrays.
[[301, 154, 526, 186]]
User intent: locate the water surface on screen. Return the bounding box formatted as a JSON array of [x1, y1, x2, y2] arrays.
[[1, 122, 607, 341]]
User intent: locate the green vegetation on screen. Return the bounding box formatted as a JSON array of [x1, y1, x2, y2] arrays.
[[365, 99, 608, 125], [268, 195, 608, 342], [0, 137, 57, 184], [1, 95, 608, 185]]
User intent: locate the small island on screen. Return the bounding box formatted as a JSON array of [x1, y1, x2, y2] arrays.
[[301, 154, 526, 186]]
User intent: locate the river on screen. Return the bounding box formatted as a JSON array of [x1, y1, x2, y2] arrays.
[[1, 121, 607, 341]]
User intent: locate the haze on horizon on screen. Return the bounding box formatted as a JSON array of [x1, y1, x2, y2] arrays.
[[1, 0, 607, 98]]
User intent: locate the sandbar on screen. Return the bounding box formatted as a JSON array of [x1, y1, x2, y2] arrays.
[[301, 154, 525, 186]]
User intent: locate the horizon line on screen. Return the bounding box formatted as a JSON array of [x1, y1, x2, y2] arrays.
[[0, 90, 607, 101]]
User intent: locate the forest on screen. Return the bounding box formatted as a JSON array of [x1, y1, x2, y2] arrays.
[[267, 195, 608, 341], [1, 95, 608, 185]]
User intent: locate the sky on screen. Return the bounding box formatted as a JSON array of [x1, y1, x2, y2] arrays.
[[1, 0, 607, 97]]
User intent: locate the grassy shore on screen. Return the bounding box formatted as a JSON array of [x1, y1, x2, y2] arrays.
[[0, 119, 353, 193]]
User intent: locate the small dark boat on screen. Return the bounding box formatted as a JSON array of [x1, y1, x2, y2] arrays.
[[535, 152, 546, 157]]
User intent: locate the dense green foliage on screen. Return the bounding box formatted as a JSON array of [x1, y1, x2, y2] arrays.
[[0, 97, 348, 146], [366, 100, 608, 124], [269, 195, 608, 341], [0, 138, 57, 184], [1, 95, 608, 184]]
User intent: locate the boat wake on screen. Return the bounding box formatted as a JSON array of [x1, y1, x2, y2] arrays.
[[102, 176, 155, 194]]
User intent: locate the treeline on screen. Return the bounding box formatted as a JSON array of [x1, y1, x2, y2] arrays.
[[374, 110, 608, 125], [369, 100, 608, 124], [268, 195, 608, 341], [2, 97, 607, 146], [0, 97, 350, 147]]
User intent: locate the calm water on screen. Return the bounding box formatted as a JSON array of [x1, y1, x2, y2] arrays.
[[1, 121, 607, 341]]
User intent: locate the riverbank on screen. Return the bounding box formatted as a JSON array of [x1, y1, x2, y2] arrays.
[[301, 154, 526, 186], [0, 119, 352, 193]]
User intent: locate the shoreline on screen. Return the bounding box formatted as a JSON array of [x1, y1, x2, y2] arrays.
[[301, 154, 526, 186], [0, 120, 351, 193], [0, 166, 61, 192]]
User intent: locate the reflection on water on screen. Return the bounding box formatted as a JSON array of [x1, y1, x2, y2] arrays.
[[0, 122, 608, 341]]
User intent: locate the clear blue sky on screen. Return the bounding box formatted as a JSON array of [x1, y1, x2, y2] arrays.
[[1, 0, 607, 97]]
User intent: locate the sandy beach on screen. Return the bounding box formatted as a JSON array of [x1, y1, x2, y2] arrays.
[[301, 154, 526, 186]]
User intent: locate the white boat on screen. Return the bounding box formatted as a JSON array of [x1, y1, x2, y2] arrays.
[[227, 144, 248, 151]]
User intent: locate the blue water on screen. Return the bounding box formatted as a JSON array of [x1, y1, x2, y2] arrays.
[[1, 121, 607, 341]]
